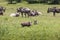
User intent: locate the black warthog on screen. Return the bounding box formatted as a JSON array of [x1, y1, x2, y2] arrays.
[[17, 7, 31, 17], [47, 7, 60, 16], [29, 10, 42, 16]]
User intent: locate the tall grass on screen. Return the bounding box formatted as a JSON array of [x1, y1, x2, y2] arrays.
[[0, 2, 60, 40]]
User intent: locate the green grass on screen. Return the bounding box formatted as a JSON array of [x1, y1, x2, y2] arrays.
[[0, 2, 60, 40]]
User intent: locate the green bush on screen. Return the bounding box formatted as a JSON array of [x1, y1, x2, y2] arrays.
[[16, 0, 21, 3], [47, 0, 60, 4], [26, 0, 60, 4], [27, 0, 39, 4], [7, 0, 21, 4], [26, 0, 48, 4], [39, 0, 48, 3], [51, 0, 59, 4], [7, 0, 16, 4]]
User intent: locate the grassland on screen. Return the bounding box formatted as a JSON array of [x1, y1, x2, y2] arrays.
[[0, 1, 60, 40]]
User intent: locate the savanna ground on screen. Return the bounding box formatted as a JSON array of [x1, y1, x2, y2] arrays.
[[0, 1, 60, 40]]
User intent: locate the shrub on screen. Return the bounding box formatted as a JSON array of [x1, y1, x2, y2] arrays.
[[27, 0, 39, 4], [16, 0, 21, 3], [7, 0, 16, 4], [48, 0, 60, 4], [7, 0, 22, 4], [39, 0, 48, 3]]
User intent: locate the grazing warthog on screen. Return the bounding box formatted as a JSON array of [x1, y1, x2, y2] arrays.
[[29, 10, 42, 16], [17, 7, 31, 17], [10, 12, 20, 17], [21, 22, 31, 27], [47, 7, 60, 16], [0, 6, 6, 15]]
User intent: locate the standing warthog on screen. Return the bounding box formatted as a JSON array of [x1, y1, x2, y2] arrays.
[[17, 7, 31, 17], [0, 6, 6, 15], [21, 22, 31, 27], [47, 7, 55, 13], [47, 7, 60, 16]]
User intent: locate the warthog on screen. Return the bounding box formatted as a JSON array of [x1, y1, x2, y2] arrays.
[[47, 7, 60, 16], [17, 7, 31, 17], [21, 22, 31, 27], [29, 10, 42, 16]]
